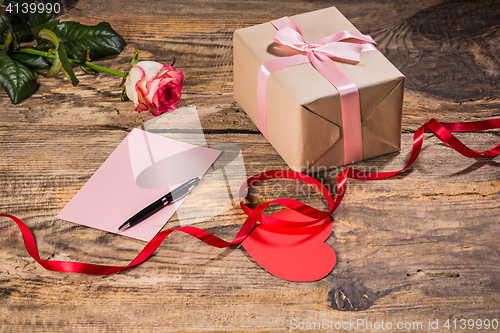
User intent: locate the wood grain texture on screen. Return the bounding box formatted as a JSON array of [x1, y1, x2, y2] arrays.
[[1, 0, 499, 331]]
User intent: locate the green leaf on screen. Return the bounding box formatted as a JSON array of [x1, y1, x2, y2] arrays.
[[0, 12, 9, 34], [0, 15, 32, 49], [1, 0, 59, 46], [9, 52, 51, 70], [53, 21, 126, 61], [120, 85, 129, 102], [37, 28, 62, 77], [9, 15, 33, 44], [131, 47, 139, 66], [0, 50, 38, 104], [46, 51, 61, 77], [0, 15, 13, 45], [29, 0, 59, 45], [1, 28, 11, 52], [38, 28, 59, 48], [58, 42, 78, 85], [0, 14, 11, 44]]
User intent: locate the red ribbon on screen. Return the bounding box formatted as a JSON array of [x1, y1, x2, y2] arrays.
[[1, 118, 499, 276], [257, 17, 377, 165]]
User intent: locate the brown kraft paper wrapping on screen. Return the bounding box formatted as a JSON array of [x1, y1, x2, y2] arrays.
[[233, 6, 405, 172]]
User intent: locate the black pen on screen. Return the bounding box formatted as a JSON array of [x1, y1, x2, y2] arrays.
[[118, 177, 200, 231]]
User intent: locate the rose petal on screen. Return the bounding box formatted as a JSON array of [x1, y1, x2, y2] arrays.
[[125, 66, 145, 106], [135, 103, 149, 112], [136, 61, 164, 97], [137, 61, 164, 81]]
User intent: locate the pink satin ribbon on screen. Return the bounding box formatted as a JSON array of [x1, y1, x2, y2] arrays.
[[257, 17, 377, 165]]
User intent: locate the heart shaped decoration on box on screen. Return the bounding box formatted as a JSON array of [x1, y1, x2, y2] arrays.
[[242, 207, 336, 282]]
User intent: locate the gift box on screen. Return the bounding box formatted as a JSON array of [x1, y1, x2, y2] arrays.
[[233, 6, 404, 172]]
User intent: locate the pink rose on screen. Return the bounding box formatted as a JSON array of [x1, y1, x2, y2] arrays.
[[125, 61, 183, 116]]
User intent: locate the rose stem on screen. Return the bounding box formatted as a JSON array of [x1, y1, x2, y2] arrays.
[[1, 46, 128, 78]]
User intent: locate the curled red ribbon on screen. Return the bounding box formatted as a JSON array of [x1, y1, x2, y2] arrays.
[[1, 118, 499, 276]]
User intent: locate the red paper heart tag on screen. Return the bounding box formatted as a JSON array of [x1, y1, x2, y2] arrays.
[[242, 208, 336, 282]]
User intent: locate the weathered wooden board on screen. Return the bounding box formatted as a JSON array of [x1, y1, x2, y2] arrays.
[[1, 0, 499, 331]]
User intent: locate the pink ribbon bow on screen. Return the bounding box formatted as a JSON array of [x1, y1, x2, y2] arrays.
[[257, 17, 377, 165]]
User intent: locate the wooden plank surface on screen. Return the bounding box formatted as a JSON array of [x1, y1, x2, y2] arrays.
[[1, 0, 499, 331]]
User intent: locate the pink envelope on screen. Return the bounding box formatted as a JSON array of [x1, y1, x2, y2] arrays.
[[56, 128, 221, 241]]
